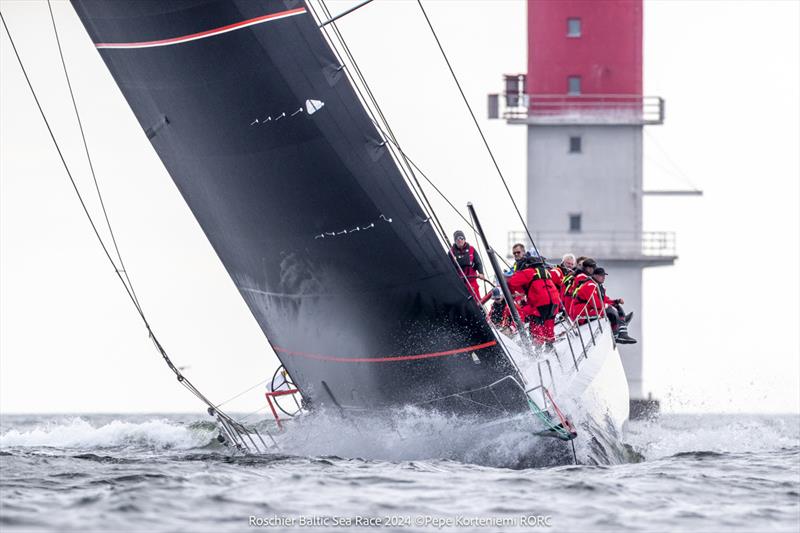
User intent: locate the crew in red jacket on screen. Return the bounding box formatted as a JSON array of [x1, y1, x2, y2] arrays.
[[450, 230, 484, 300], [567, 258, 597, 320], [591, 267, 637, 344], [507, 255, 561, 344]]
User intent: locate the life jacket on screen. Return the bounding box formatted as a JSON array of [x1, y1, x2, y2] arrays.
[[562, 270, 577, 296], [550, 265, 569, 294], [508, 266, 561, 320], [450, 244, 477, 278], [569, 271, 592, 299], [572, 278, 604, 317]]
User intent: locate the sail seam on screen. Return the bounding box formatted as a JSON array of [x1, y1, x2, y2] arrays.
[[94, 7, 307, 49]]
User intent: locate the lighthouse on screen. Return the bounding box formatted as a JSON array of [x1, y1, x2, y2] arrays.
[[489, 0, 685, 417]]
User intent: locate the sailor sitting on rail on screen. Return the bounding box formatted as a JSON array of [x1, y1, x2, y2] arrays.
[[590, 267, 637, 345], [566, 257, 597, 320]]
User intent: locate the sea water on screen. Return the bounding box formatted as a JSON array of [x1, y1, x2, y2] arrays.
[[1, 412, 798, 532]]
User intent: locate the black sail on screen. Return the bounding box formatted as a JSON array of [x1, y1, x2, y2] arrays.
[[71, 0, 526, 413]]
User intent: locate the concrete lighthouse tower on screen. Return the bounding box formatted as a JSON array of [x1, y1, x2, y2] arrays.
[[489, 0, 679, 416]]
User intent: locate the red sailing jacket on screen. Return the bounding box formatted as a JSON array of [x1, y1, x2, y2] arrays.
[[572, 278, 614, 318], [507, 266, 561, 319], [550, 265, 570, 295], [564, 270, 589, 312]]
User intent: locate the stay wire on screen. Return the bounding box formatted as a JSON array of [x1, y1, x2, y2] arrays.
[[306, 0, 435, 232], [213, 378, 269, 410], [1, 11, 248, 433], [373, 123, 512, 270], [46, 0, 142, 313], [1, 11, 136, 320], [415, 0, 541, 257], [314, 0, 452, 249]]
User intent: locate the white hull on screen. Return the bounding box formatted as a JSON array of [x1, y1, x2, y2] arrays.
[[501, 315, 630, 464]]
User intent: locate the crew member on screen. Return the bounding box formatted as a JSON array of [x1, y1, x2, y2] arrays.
[[450, 230, 484, 299], [566, 257, 596, 320], [486, 287, 519, 334], [507, 255, 561, 345], [591, 267, 637, 344], [511, 242, 528, 272], [550, 253, 576, 296]]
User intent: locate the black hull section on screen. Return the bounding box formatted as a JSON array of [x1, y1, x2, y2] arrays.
[[72, 0, 526, 414]]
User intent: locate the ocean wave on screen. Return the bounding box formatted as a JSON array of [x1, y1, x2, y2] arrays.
[[0, 417, 215, 451], [623, 413, 800, 460]]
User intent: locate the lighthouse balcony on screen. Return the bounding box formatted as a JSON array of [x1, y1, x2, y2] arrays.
[[506, 230, 677, 265], [488, 94, 665, 126]]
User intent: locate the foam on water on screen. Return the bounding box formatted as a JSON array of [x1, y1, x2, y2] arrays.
[[0, 417, 215, 450], [0, 413, 797, 532], [1, 411, 797, 465], [266, 405, 573, 468], [624, 413, 800, 459]]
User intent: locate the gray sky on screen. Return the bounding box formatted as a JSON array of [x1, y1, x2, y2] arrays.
[[1, 0, 798, 414]]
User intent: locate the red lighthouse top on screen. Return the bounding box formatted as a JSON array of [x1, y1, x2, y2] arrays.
[[527, 0, 643, 96]]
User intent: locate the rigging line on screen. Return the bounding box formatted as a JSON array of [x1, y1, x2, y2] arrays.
[[315, 0, 450, 245], [315, 0, 452, 248], [1, 11, 133, 318], [46, 0, 142, 313], [2, 12, 248, 433], [306, 0, 445, 246], [308, 2, 444, 245], [644, 128, 699, 190], [415, 0, 540, 257], [213, 378, 269, 409], [373, 125, 513, 270], [318, 0, 374, 28]]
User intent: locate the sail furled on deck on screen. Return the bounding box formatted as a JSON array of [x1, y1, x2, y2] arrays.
[[71, 0, 525, 412]]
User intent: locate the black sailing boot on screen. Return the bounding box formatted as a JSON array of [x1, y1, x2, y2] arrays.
[[615, 324, 638, 344]]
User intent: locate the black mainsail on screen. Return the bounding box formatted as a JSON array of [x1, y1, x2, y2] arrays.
[[71, 0, 527, 414]]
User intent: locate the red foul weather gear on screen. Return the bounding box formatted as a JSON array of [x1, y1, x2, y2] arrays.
[[508, 266, 561, 343], [565, 271, 592, 319], [570, 278, 606, 321], [450, 243, 483, 300]]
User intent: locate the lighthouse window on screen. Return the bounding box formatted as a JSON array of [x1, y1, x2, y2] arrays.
[[567, 18, 581, 37], [568, 76, 581, 95], [569, 136, 582, 153], [569, 214, 582, 233]]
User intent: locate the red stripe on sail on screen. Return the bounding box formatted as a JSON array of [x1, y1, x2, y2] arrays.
[[95, 7, 307, 49], [273, 341, 498, 363]]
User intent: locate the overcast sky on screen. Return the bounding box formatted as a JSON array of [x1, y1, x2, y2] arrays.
[[1, 0, 798, 415]]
